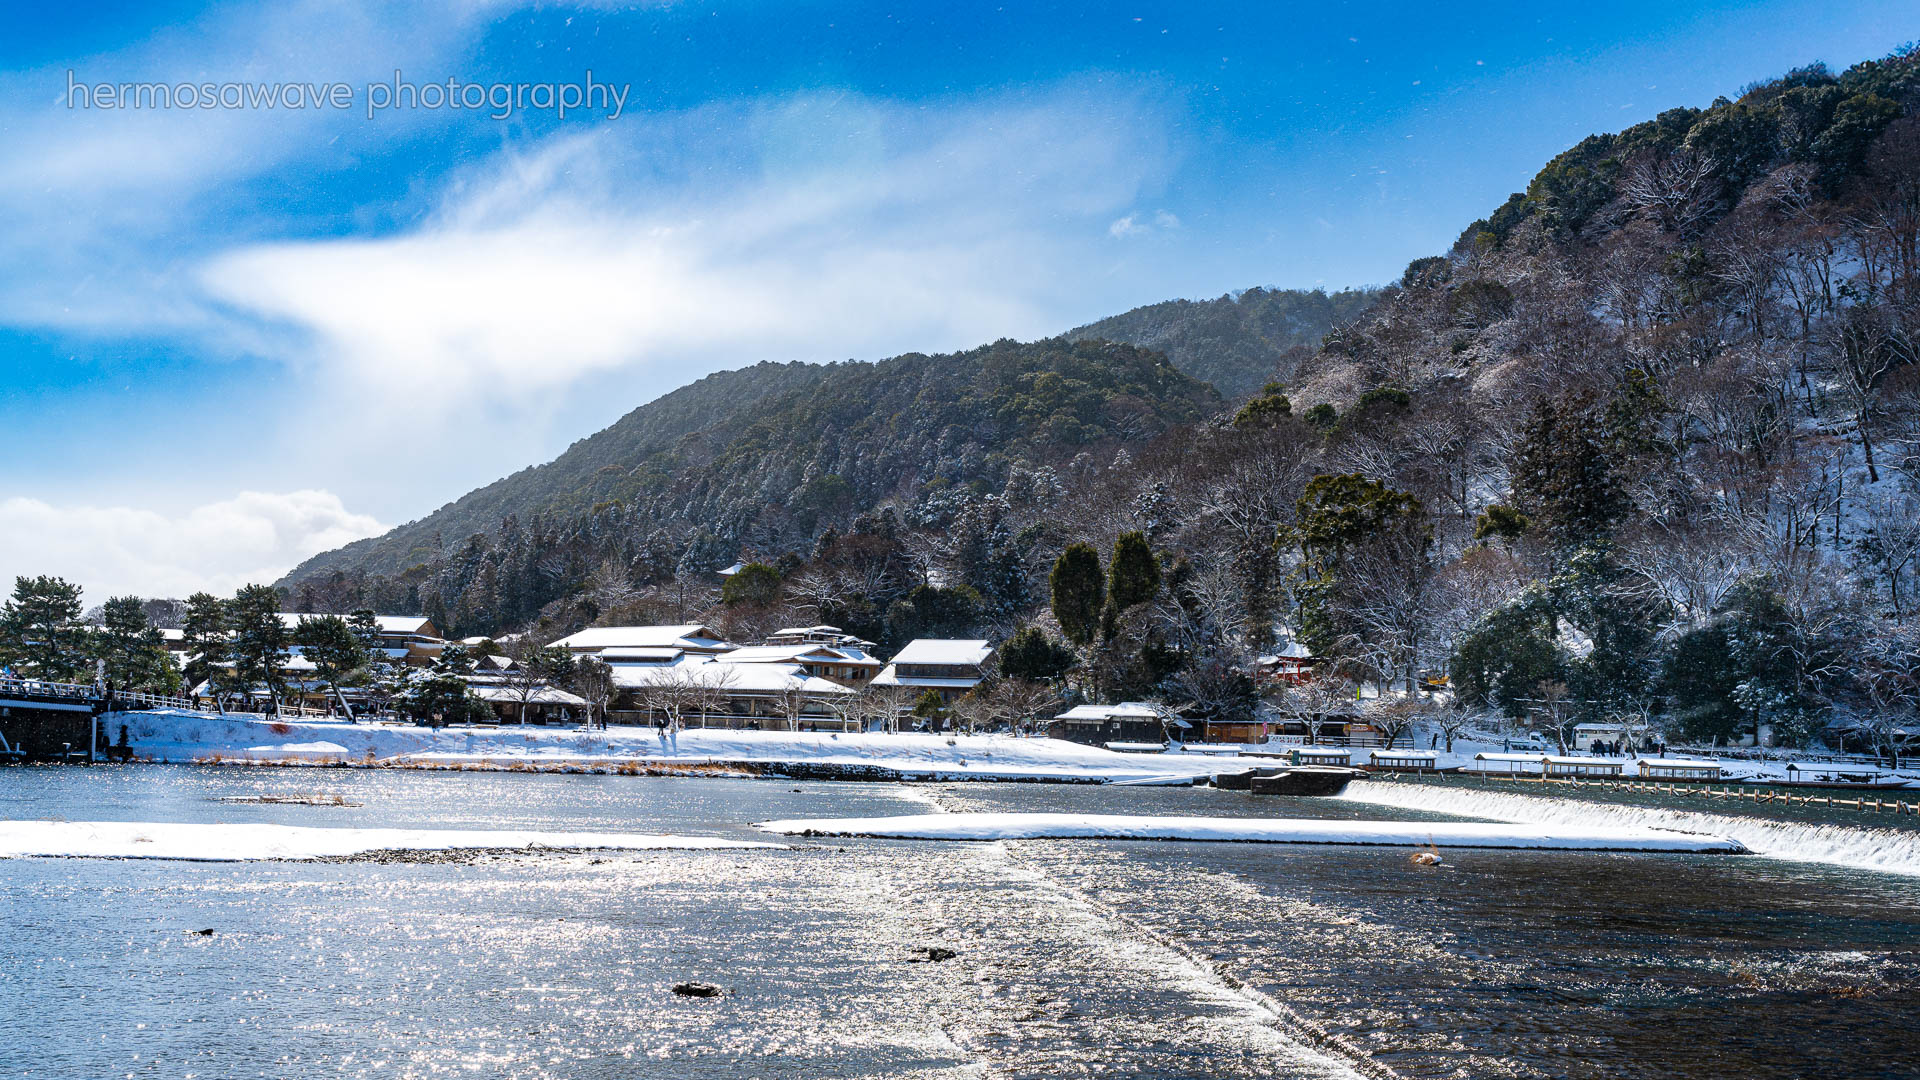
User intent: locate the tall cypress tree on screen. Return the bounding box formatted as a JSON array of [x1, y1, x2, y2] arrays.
[[1107, 531, 1162, 611], [1049, 544, 1105, 647]]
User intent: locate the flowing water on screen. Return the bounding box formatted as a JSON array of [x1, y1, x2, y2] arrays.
[[3, 765, 1917, 1079]]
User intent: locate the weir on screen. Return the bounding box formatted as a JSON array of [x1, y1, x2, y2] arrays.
[[1343, 779, 1920, 878]]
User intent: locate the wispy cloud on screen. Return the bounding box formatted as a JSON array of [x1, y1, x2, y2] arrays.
[[198, 86, 1173, 409], [0, 490, 387, 600]]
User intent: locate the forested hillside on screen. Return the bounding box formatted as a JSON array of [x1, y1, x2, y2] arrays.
[[280, 338, 1220, 634], [1067, 286, 1378, 396], [275, 45, 1920, 751]]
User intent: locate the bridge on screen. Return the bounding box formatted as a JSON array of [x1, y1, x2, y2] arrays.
[[0, 676, 204, 762]]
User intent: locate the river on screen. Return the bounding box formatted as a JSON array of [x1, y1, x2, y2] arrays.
[[3, 765, 1916, 1079]]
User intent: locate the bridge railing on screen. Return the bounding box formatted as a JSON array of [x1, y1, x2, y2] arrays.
[[0, 675, 98, 704]]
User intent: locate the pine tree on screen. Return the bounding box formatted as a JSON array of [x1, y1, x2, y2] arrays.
[[226, 585, 290, 714], [295, 614, 368, 719], [1049, 544, 1105, 647], [0, 575, 86, 682], [94, 595, 176, 693], [181, 591, 228, 691]]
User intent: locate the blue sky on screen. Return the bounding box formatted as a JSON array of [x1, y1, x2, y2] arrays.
[[0, 1, 1912, 600]]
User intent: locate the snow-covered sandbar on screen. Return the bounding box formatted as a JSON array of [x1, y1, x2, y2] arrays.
[[754, 812, 1748, 852], [0, 820, 783, 861]]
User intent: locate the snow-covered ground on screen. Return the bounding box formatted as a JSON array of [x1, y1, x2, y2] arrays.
[[1341, 781, 1920, 877], [752, 812, 1746, 852], [104, 709, 1920, 786], [0, 820, 781, 861], [110, 709, 1224, 783]]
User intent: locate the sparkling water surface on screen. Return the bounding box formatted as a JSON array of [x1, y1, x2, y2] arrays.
[[3, 765, 1917, 1079]]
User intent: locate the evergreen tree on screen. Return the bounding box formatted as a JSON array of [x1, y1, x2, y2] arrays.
[[295, 614, 369, 719], [436, 642, 476, 676], [94, 596, 177, 693], [225, 585, 290, 714], [721, 563, 783, 607], [1283, 473, 1430, 681], [1107, 531, 1162, 611], [1449, 596, 1562, 719], [883, 584, 985, 647], [1049, 543, 1105, 646], [181, 591, 228, 691], [1512, 396, 1630, 552], [997, 625, 1078, 682], [0, 575, 86, 682]]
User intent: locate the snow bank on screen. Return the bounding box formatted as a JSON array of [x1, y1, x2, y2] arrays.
[[752, 812, 1746, 852], [0, 820, 782, 862], [110, 710, 1225, 783], [1342, 781, 1920, 877]]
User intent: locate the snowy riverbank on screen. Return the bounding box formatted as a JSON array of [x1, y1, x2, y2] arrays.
[[1340, 780, 1920, 877], [107, 709, 1225, 784]]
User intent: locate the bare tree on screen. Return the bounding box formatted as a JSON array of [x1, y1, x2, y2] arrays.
[[571, 655, 616, 729], [632, 666, 708, 733], [856, 683, 914, 734], [1621, 149, 1720, 236], [1288, 670, 1352, 744], [1434, 710, 1472, 753], [1364, 697, 1423, 751], [1826, 307, 1914, 483], [947, 687, 998, 734], [583, 559, 641, 621], [990, 678, 1062, 735], [1855, 491, 1920, 621], [501, 639, 556, 726]]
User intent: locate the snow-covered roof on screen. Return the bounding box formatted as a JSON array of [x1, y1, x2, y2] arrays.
[[468, 685, 588, 706], [887, 639, 993, 667], [1474, 752, 1549, 762], [609, 658, 852, 696], [279, 613, 436, 637], [1053, 701, 1164, 722], [718, 644, 880, 667], [600, 647, 686, 664], [1636, 757, 1722, 768], [771, 625, 844, 637], [551, 625, 730, 652]]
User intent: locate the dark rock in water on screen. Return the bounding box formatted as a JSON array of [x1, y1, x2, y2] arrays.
[[909, 946, 958, 962], [1248, 767, 1365, 797], [672, 982, 723, 997]]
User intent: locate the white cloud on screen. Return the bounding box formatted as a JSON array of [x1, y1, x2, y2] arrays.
[[0, 491, 388, 601], [198, 88, 1173, 411], [1109, 208, 1180, 239]]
